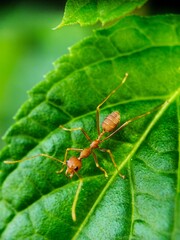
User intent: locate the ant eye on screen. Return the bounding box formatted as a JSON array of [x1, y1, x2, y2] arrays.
[[74, 166, 79, 171]]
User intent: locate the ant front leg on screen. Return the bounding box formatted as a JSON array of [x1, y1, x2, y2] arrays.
[[96, 73, 128, 135], [99, 148, 125, 179]]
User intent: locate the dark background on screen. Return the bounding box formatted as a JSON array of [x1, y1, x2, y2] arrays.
[[1, 0, 179, 14]]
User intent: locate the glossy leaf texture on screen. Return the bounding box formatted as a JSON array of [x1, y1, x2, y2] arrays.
[[56, 0, 148, 28], [0, 15, 180, 239]]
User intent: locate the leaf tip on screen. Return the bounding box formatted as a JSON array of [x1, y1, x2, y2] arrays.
[[52, 20, 67, 30]]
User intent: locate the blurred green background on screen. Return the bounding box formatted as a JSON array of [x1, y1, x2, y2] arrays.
[[0, 2, 91, 149], [0, 0, 178, 149]]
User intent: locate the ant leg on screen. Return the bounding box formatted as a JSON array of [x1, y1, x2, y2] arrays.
[[72, 172, 83, 221], [96, 73, 128, 135], [99, 148, 125, 179], [102, 100, 168, 142], [92, 152, 108, 178], [60, 125, 91, 141], [4, 153, 64, 165], [56, 148, 83, 174]]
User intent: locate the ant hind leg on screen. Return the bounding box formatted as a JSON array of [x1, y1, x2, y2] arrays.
[[96, 73, 128, 135]]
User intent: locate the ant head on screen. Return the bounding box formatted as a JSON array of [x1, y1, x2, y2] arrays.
[[65, 156, 82, 178]]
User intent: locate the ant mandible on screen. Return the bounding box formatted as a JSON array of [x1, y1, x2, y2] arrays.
[[4, 73, 164, 221]]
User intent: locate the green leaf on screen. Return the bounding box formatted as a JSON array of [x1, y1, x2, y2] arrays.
[[56, 0, 148, 28], [1, 14, 180, 239]]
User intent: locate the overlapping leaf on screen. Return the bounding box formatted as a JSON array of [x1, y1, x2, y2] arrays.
[[56, 0, 148, 28], [0, 15, 180, 239]]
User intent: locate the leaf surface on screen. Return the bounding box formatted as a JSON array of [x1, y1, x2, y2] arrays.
[[56, 0, 148, 28], [0, 15, 180, 240]]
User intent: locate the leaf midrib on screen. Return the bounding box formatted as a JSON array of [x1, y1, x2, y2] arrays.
[[72, 88, 180, 240], [171, 97, 180, 239]]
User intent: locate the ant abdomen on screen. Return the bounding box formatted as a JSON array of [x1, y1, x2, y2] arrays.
[[102, 111, 120, 132]]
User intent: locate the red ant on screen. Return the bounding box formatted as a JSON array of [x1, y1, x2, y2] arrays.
[[4, 73, 165, 221]]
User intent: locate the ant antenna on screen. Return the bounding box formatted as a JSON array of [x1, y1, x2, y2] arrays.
[[4, 153, 64, 165], [72, 173, 83, 221]]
